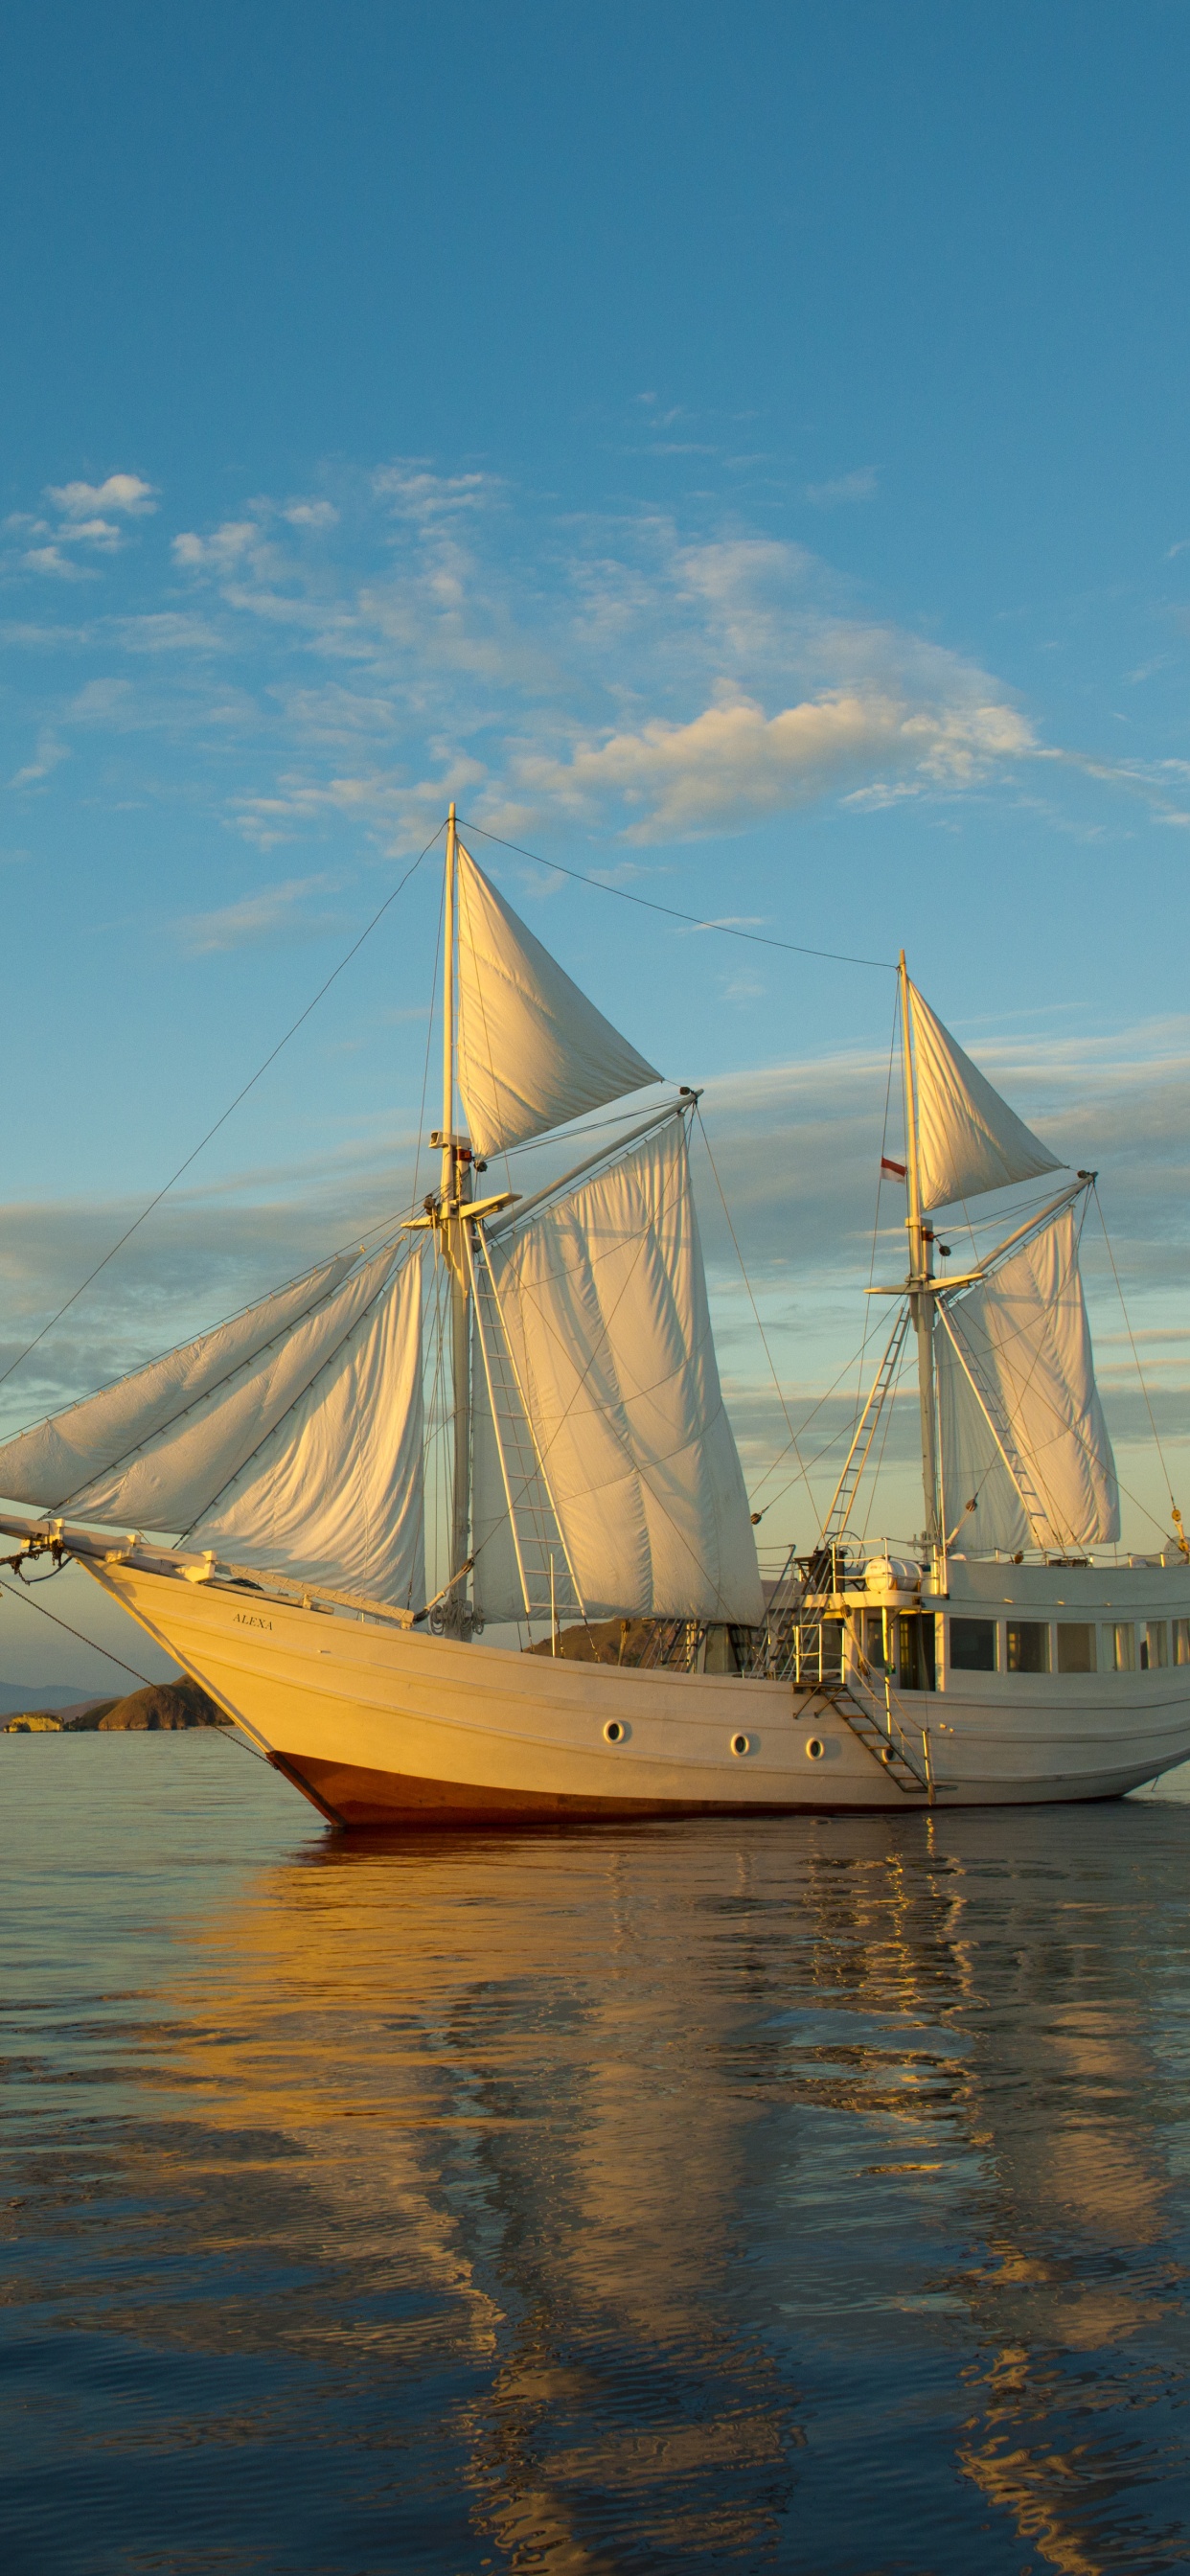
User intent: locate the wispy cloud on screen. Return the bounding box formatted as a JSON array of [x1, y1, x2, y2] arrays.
[[3, 451, 1184, 867], [177, 872, 350, 954], [805, 467, 879, 507], [9, 730, 68, 789]]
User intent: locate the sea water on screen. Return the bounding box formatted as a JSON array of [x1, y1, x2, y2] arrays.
[[3, 1735, 1190, 2575]]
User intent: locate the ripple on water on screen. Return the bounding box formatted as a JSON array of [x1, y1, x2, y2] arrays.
[[3, 1731, 1190, 2574]]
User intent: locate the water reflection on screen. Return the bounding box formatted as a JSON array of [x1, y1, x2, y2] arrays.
[[3, 1743, 1190, 2573]]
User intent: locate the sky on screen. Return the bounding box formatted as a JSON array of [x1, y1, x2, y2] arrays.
[[2, 0, 1189, 1690]]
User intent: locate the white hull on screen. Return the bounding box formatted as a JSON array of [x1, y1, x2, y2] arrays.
[[83, 1554, 1190, 1824]]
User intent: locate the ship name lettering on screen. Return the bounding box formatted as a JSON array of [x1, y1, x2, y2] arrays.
[[233, 1611, 272, 1629]]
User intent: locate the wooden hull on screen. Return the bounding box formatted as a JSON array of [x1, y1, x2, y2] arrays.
[[80, 1557, 1190, 1825]]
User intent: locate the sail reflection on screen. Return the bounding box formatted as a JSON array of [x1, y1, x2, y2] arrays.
[[133, 1814, 1181, 2571], [10, 1778, 1189, 2573]]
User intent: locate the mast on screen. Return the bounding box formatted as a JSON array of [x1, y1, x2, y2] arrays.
[[441, 803, 472, 1634], [899, 952, 941, 1557]]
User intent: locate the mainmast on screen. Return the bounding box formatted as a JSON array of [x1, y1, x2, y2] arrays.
[[899, 953, 941, 1558], [441, 803, 472, 1634]]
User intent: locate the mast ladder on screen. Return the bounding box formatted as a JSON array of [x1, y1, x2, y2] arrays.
[[819, 1303, 912, 1552]]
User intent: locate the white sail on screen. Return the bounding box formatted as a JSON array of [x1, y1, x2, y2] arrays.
[[0, 1250, 358, 1515], [910, 981, 1061, 1211], [935, 1336, 1031, 1553], [0, 1242, 428, 1599], [470, 1119, 763, 1624], [455, 842, 659, 1156], [190, 1252, 424, 1605], [936, 1206, 1119, 1552]]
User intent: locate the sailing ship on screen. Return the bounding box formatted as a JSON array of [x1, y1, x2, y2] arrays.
[[2, 807, 1189, 1818]]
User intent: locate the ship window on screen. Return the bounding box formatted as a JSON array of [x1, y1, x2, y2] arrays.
[[1057, 1622, 1095, 1674], [1140, 1621, 1169, 1670], [863, 1611, 889, 1667], [950, 1617, 997, 1673], [1006, 1621, 1051, 1675], [1109, 1622, 1136, 1672], [1175, 1620, 1190, 1666]]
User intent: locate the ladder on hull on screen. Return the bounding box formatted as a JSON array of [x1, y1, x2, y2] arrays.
[[814, 1665, 934, 1798]]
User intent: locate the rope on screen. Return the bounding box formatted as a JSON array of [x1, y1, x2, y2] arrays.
[[856, 992, 902, 1420], [0, 1571, 154, 1683], [693, 1106, 816, 1522], [0, 825, 446, 1396], [1092, 1184, 1188, 1552], [458, 818, 894, 974]]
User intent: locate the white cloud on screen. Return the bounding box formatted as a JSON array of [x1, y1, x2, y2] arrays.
[[372, 464, 495, 522], [57, 517, 124, 550], [172, 519, 261, 571], [47, 473, 158, 519], [177, 872, 349, 954], [19, 544, 94, 582], [514, 689, 1034, 842], [283, 499, 340, 530]]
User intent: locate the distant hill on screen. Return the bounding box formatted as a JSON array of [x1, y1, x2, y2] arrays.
[[67, 1679, 230, 1731]]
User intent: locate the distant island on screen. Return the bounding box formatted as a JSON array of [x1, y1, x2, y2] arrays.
[[2, 1679, 231, 1734]]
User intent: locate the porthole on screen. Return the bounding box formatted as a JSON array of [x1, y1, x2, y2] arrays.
[[880, 1744, 895, 1764], [604, 1718, 626, 1746], [805, 1736, 825, 1760], [730, 1732, 750, 1758]]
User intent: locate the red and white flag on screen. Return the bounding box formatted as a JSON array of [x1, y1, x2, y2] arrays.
[[881, 1155, 907, 1181]]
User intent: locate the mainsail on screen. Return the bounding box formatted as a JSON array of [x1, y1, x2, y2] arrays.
[[934, 1204, 1119, 1552], [469, 1117, 764, 1626], [455, 842, 660, 1154], [0, 1243, 426, 1605], [908, 980, 1061, 1211]]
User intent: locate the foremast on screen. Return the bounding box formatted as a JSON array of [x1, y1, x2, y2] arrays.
[[899, 953, 942, 1567]]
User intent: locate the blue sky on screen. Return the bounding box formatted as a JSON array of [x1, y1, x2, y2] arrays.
[[2, 1, 1189, 1685]]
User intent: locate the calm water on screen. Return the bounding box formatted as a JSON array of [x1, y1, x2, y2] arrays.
[[4, 1740, 1190, 2574]]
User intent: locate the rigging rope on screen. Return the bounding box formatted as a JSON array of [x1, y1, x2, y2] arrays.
[[1092, 1184, 1189, 1555], [692, 1106, 816, 1523], [458, 818, 895, 974], [0, 1570, 155, 1684], [0, 825, 446, 1396]]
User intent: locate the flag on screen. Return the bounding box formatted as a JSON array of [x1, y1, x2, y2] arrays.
[[881, 1155, 907, 1180]]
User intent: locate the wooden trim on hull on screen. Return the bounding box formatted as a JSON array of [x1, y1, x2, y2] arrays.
[[271, 1748, 879, 1829], [272, 1749, 1157, 1827]]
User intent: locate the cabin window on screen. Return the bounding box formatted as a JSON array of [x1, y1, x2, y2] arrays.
[[1175, 1620, 1190, 1666], [862, 1610, 890, 1668], [950, 1617, 997, 1673], [1056, 1622, 1096, 1674], [1140, 1622, 1169, 1671], [1109, 1622, 1136, 1672], [898, 1614, 935, 1691], [1006, 1621, 1051, 1675]]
